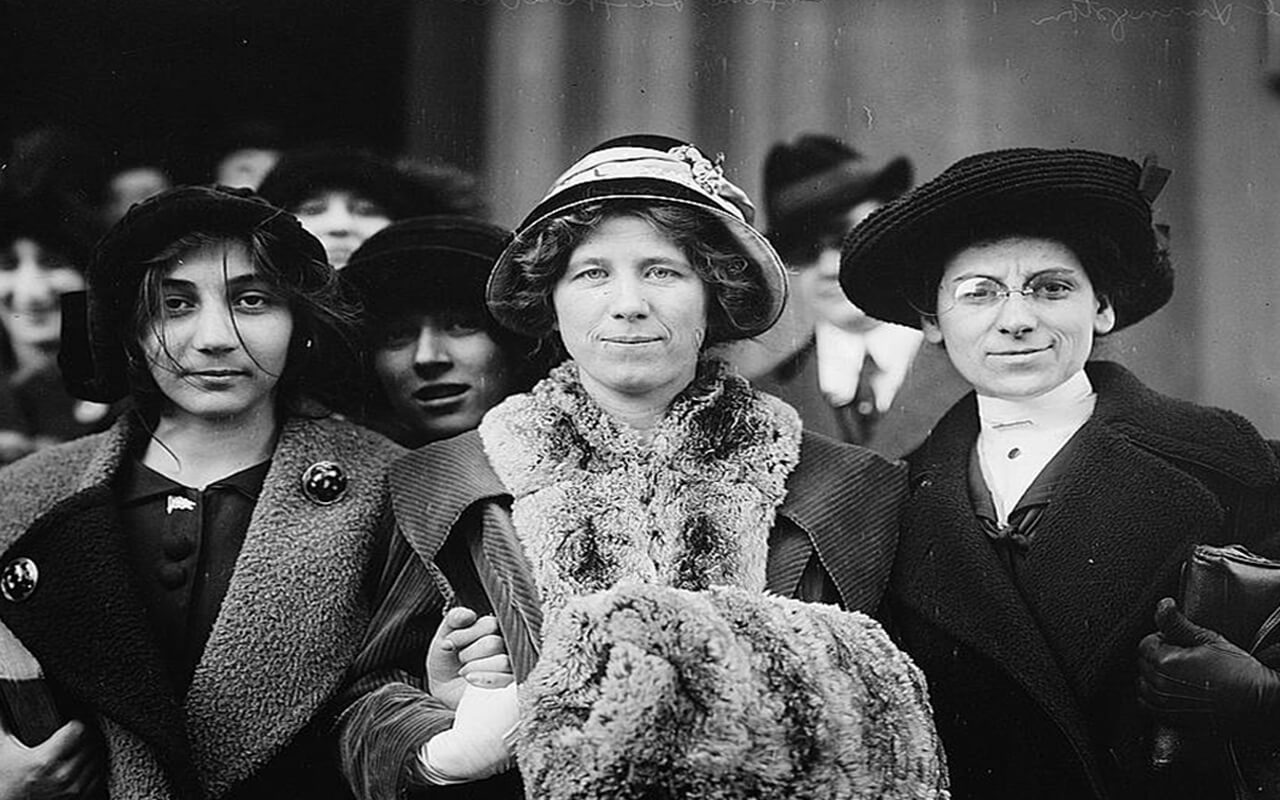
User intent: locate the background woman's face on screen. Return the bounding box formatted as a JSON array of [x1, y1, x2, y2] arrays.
[[372, 306, 517, 445], [0, 237, 86, 358], [922, 236, 1115, 399], [293, 189, 392, 268], [141, 241, 294, 424], [791, 200, 883, 333], [552, 214, 708, 406]]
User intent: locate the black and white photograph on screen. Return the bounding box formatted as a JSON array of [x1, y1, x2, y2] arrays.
[[3, 1, 1280, 797]]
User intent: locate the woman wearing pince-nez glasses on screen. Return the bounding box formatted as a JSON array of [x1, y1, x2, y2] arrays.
[[840, 148, 1280, 800]]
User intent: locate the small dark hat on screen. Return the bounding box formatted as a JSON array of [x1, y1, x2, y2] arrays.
[[0, 191, 96, 269], [60, 184, 326, 403], [487, 134, 787, 339], [839, 147, 1173, 331], [764, 134, 912, 247], [343, 215, 512, 311], [258, 146, 418, 219]]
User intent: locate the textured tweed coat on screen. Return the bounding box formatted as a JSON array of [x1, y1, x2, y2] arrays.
[[0, 411, 404, 799], [337, 426, 908, 800], [888, 361, 1280, 800]]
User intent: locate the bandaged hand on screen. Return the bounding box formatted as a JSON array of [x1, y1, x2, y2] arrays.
[[1138, 597, 1280, 734], [426, 607, 513, 710], [417, 682, 520, 784]]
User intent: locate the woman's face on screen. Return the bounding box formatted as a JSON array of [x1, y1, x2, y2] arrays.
[[0, 237, 86, 358], [141, 241, 294, 424], [791, 200, 883, 332], [216, 148, 280, 190], [553, 214, 708, 407], [922, 236, 1115, 399], [293, 190, 392, 268], [372, 306, 518, 446]]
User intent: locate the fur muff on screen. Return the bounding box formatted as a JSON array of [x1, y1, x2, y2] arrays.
[[517, 583, 949, 800]]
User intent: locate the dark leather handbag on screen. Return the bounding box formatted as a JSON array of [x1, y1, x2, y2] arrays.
[[1173, 544, 1280, 800]]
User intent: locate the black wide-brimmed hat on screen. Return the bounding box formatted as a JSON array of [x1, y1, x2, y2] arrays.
[[343, 215, 512, 312], [764, 134, 912, 249], [839, 147, 1173, 330], [258, 146, 418, 218], [486, 134, 788, 340], [60, 184, 327, 403]]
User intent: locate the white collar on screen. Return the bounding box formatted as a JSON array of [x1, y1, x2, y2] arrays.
[[814, 321, 922, 408], [975, 369, 1096, 526], [977, 369, 1095, 432]]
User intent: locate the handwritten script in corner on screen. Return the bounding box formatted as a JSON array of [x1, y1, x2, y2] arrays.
[[1032, 0, 1280, 43]]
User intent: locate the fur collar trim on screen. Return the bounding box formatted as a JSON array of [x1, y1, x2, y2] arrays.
[[480, 358, 802, 614]]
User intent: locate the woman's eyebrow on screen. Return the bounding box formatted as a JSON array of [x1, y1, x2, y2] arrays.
[[160, 273, 267, 290]]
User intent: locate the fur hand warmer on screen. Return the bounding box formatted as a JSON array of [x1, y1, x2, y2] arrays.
[[418, 683, 519, 785], [516, 583, 950, 800]]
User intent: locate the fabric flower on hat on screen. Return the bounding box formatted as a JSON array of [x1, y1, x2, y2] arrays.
[[667, 144, 726, 196]]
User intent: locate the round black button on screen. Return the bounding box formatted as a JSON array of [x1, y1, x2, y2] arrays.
[[162, 532, 196, 560], [158, 563, 189, 590], [301, 461, 347, 506], [1, 558, 38, 603]]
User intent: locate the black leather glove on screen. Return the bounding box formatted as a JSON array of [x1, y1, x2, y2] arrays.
[[1138, 597, 1280, 734]]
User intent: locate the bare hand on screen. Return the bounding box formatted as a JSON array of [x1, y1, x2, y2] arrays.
[[0, 717, 104, 799], [426, 608, 512, 710]]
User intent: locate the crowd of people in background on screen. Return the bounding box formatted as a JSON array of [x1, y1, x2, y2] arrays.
[[1, 121, 1278, 800]]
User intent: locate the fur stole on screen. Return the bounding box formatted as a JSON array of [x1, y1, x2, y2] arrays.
[[479, 358, 802, 615]]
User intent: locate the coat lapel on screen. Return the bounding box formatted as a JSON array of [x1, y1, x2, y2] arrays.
[[183, 417, 398, 799], [391, 431, 544, 680], [778, 431, 906, 613], [0, 486, 192, 773], [1020, 371, 1231, 699], [895, 396, 1092, 741], [0, 418, 193, 780]]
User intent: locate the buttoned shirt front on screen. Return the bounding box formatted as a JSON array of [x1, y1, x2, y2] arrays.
[[975, 370, 1095, 527], [119, 459, 269, 692]]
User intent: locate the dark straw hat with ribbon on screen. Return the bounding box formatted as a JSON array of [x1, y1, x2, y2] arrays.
[[486, 134, 788, 340], [60, 185, 326, 403], [839, 147, 1173, 331], [343, 215, 512, 312], [764, 134, 912, 252]]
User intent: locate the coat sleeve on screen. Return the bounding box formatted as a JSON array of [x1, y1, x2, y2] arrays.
[[332, 522, 454, 800]]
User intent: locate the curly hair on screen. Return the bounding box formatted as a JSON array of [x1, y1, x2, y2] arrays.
[[126, 228, 360, 418], [492, 200, 772, 348]]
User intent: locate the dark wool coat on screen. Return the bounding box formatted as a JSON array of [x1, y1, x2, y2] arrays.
[[0, 412, 405, 800], [336, 428, 907, 800], [889, 361, 1280, 800]]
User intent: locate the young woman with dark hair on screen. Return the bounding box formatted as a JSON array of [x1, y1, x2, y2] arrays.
[[0, 185, 404, 799]]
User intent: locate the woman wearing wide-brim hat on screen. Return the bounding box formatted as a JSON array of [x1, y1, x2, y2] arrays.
[[841, 147, 1280, 799], [337, 135, 947, 799], [0, 185, 403, 798]]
